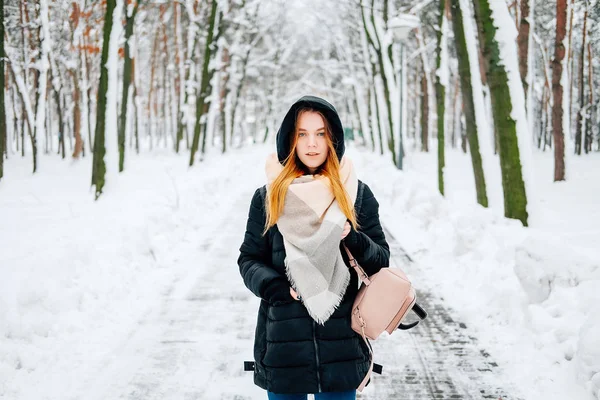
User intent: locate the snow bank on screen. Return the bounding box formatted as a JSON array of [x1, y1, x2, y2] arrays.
[[0, 147, 268, 399], [350, 145, 598, 400], [578, 317, 600, 399], [515, 235, 600, 400]]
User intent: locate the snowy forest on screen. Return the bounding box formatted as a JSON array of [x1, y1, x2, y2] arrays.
[[0, 0, 599, 224], [2, 1, 600, 400]]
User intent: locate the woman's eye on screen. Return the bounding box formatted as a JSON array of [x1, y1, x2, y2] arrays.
[[298, 133, 305, 137], [317, 132, 325, 136]]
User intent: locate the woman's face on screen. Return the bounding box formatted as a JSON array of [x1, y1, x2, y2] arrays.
[[295, 111, 329, 174]]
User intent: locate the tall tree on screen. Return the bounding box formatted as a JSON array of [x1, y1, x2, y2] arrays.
[[32, 0, 51, 172], [189, 0, 218, 166], [360, 0, 397, 165], [552, 0, 567, 180], [472, 0, 529, 226], [435, 0, 448, 195], [118, 0, 141, 172], [0, 0, 5, 180], [517, 0, 531, 94], [451, 0, 488, 207], [575, 4, 588, 156], [91, 0, 117, 198]]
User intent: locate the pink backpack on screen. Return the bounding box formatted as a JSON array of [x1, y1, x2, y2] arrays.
[[342, 244, 427, 391]]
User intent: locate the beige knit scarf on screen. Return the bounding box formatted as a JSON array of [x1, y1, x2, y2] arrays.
[[265, 153, 358, 324]]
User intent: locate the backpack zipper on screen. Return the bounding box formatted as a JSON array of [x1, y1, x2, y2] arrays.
[[313, 320, 322, 392]]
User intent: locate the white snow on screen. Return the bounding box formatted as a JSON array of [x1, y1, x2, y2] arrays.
[[364, 147, 600, 400]]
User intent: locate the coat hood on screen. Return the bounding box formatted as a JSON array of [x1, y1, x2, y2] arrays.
[[275, 96, 345, 164]]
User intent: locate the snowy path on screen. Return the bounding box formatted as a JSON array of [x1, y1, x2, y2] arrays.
[[71, 191, 263, 400], [67, 185, 520, 400], [361, 227, 521, 400]]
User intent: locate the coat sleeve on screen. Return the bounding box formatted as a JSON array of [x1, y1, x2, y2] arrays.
[[238, 188, 292, 304], [344, 183, 390, 276]]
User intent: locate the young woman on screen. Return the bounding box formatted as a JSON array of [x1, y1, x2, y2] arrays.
[[238, 95, 390, 400]]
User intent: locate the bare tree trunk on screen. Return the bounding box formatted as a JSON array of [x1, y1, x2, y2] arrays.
[[585, 40, 593, 153], [420, 68, 429, 152], [0, 0, 5, 179], [71, 69, 83, 158], [147, 30, 160, 151], [366, 84, 375, 151], [538, 81, 547, 149], [50, 67, 66, 159], [472, 0, 528, 225], [176, 5, 198, 154], [435, 0, 448, 195], [552, 0, 567, 181], [83, 37, 94, 153], [451, 79, 460, 148], [91, 0, 117, 198], [118, 0, 140, 172], [11, 78, 20, 155], [372, 79, 385, 155], [517, 0, 530, 94], [173, 1, 184, 153], [189, 0, 218, 165], [19, 1, 28, 159], [32, 0, 50, 173], [219, 47, 230, 153], [575, 6, 588, 156], [566, 0, 575, 135], [360, 0, 396, 165], [451, 0, 488, 207], [133, 57, 140, 154]]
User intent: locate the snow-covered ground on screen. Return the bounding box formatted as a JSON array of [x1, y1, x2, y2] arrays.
[[357, 145, 600, 400], [1, 143, 598, 399]]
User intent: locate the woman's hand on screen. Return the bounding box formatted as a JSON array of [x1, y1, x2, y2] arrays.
[[290, 287, 301, 301], [341, 221, 351, 240]]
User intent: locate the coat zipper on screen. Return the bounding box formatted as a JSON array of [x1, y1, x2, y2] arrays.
[[313, 320, 322, 392]]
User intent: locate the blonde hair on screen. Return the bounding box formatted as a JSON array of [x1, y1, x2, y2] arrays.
[[264, 108, 358, 235]]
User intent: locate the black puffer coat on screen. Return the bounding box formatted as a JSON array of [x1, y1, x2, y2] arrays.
[[238, 181, 390, 394]]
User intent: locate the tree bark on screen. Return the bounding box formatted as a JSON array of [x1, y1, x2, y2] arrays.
[[435, 0, 447, 195], [575, 7, 587, 156], [118, 1, 140, 172], [173, 1, 185, 153], [219, 47, 230, 153], [189, 0, 218, 165], [71, 69, 83, 158], [585, 41, 593, 153], [49, 67, 65, 159], [91, 0, 116, 198], [33, 0, 51, 173], [451, 0, 488, 207], [517, 0, 530, 94], [360, 0, 396, 165], [552, 0, 567, 180], [366, 83, 375, 151], [176, 6, 198, 154], [0, 0, 5, 179], [472, 0, 528, 225], [421, 68, 429, 152]]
